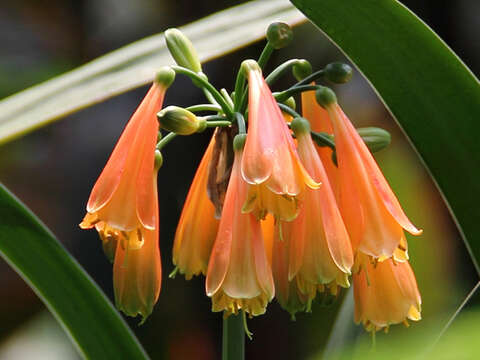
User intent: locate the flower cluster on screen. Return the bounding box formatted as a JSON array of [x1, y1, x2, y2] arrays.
[[80, 24, 422, 333]]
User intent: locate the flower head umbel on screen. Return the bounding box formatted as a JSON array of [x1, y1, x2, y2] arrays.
[[173, 133, 219, 279], [316, 87, 422, 266], [241, 60, 319, 221], [206, 134, 274, 316], [353, 258, 421, 332], [284, 117, 354, 301], [80, 72, 172, 320]]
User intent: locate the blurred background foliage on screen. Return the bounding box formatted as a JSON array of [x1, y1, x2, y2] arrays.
[[0, 0, 478, 359]]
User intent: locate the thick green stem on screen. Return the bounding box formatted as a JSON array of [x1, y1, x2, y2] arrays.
[[156, 132, 177, 150], [293, 69, 325, 87], [257, 42, 274, 69], [265, 59, 302, 85], [222, 315, 245, 360], [274, 85, 318, 103], [186, 104, 222, 113], [277, 103, 301, 119]]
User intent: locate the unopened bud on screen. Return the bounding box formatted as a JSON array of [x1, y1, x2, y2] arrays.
[[165, 28, 202, 72], [155, 66, 176, 88], [357, 127, 391, 153], [283, 96, 296, 111], [292, 60, 312, 81], [324, 62, 353, 84], [315, 86, 337, 108], [157, 106, 206, 135], [290, 117, 310, 136], [266, 22, 293, 49]]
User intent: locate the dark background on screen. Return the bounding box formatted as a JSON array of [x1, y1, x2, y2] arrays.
[[0, 1, 478, 359]]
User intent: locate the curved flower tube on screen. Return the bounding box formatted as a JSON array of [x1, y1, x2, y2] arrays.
[[80, 81, 165, 319], [353, 258, 421, 332], [324, 100, 422, 263], [284, 123, 353, 300], [241, 62, 319, 221], [206, 136, 274, 316], [173, 134, 219, 279]]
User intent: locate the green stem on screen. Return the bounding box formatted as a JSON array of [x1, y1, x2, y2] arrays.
[[235, 112, 246, 134], [186, 104, 222, 113], [311, 131, 335, 149], [265, 59, 302, 85], [206, 120, 232, 128], [156, 132, 177, 150], [233, 68, 246, 112], [221, 88, 235, 108], [222, 314, 245, 360], [277, 103, 301, 118], [257, 42, 274, 69], [274, 85, 319, 103], [293, 69, 325, 87], [171, 66, 234, 118]]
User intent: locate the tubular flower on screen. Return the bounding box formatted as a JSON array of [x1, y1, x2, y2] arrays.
[[206, 135, 274, 316], [353, 258, 421, 332], [320, 95, 421, 264], [285, 118, 354, 301], [173, 134, 219, 279], [241, 61, 319, 221], [80, 81, 165, 319], [301, 88, 338, 191]]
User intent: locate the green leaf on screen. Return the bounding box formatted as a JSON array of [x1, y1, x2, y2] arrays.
[[0, 0, 304, 145], [0, 184, 148, 359], [291, 0, 480, 273]]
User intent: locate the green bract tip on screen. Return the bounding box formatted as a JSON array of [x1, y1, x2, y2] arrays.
[[233, 134, 247, 151], [290, 117, 311, 135], [155, 67, 176, 88], [315, 86, 337, 108]]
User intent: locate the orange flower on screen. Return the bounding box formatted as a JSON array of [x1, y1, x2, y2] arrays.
[[241, 61, 319, 221], [353, 258, 421, 332], [301, 88, 338, 192], [319, 92, 421, 264], [285, 118, 353, 300], [206, 134, 274, 316], [173, 134, 219, 279], [80, 81, 165, 319]]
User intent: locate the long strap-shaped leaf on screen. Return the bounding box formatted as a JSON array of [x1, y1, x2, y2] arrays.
[[0, 0, 304, 144], [291, 0, 480, 273], [0, 184, 148, 359]]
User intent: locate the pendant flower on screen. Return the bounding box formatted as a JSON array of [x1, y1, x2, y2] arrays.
[[173, 133, 219, 280], [206, 134, 274, 316], [80, 76, 169, 319], [285, 117, 354, 301], [241, 60, 319, 221], [316, 88, 421, 264], [353, 258, 421, 332]]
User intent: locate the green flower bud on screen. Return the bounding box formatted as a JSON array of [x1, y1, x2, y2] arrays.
[[315, 86, 337, 108], [157, 106, 206, 135], [290, 117, 310, 136], [283, 96, 296, 111], [233, 134, 247, 152], [357, 127, 391, 153], [292, 60, 312, 81], [324, 62, 353, 84], [155, 66, 176, 88], [165, 28, 202, 72], [266, 22, 293, 49]]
